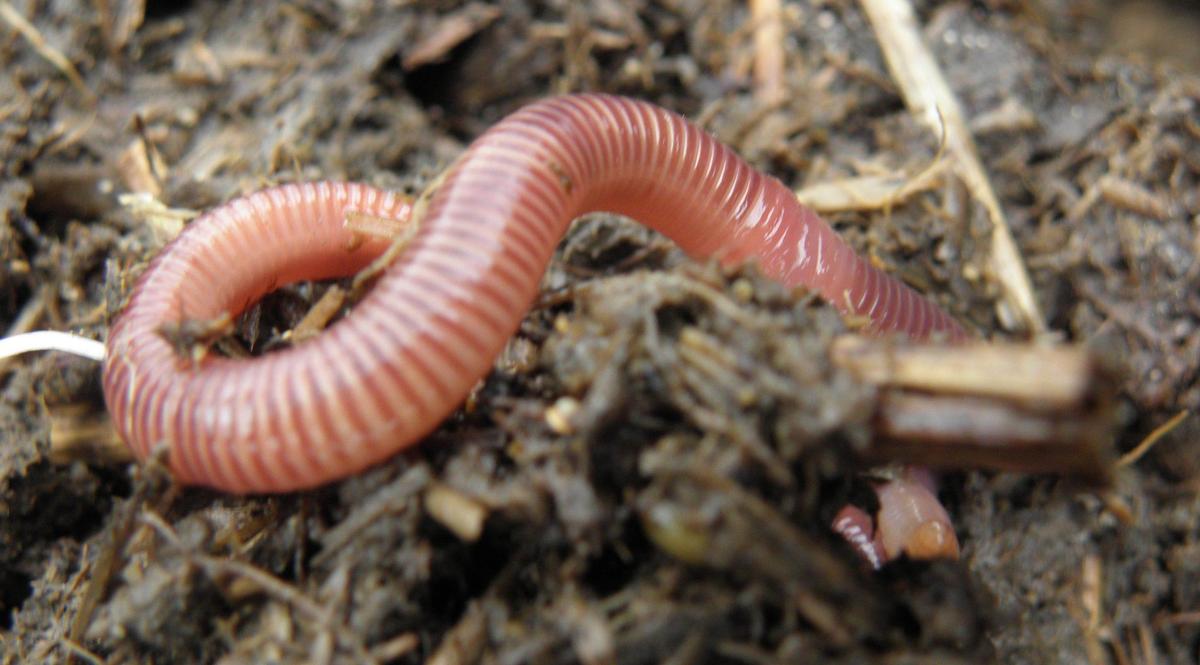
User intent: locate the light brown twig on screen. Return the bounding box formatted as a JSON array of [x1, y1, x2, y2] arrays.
[[859, 0, 1044, 334], [749, 0, 786, 106], [0, 1, 95, 102], [1117, 410, 1190, 468]]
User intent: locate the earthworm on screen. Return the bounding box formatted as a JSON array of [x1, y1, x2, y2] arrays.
[[874, 466, 958, 561], [103, 95, 966, 557], [833, 466, 958, 569], [832, 504, 886, 570]]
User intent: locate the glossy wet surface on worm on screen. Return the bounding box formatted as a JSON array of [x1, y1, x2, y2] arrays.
[[103, 94, 966, 494]]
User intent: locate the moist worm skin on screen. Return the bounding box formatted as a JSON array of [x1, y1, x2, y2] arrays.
[[103, 94, 967, 494]]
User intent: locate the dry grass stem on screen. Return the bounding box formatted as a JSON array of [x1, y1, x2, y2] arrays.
[[1117, 410, 1190, 468], [1080, 554, 1102, 633], [749, 0, 786, 106], [968, 97, 1039, 135], [344, 210, 413, 241], [796, 161, 948, 213], [116, 138, 165, 199], [118, 192, 198, 244], [95, 0, 146, 53], [0, 1, 95, 102], [402, 4, 501, 71], [1097, 175, 1174, 221], [285, 286, 347, 345], [58, 638, 104, 665], [370, 633, 420, 662], [426, 602, 487, 665], [1068, 175, 1173, 224], [859, 0, 1044, 334], [350, 197, 423, 292]]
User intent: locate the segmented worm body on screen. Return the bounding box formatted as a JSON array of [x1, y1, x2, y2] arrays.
[[103, 94, 966, 496], [832, 466, 958, 569]]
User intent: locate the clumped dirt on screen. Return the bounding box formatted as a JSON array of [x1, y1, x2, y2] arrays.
[[1, 1, 1198, 663]]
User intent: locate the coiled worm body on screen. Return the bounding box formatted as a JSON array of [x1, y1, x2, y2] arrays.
[[103, 94, 966, 494]]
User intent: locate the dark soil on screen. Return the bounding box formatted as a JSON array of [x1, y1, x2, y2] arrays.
[[2, 1, 1198, 663]]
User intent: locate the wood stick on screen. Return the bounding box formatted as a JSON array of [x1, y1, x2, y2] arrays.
[[832, 335, 1115, 482]]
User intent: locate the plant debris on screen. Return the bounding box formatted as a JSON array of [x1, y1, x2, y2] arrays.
[[1, 1, 1198, 663]]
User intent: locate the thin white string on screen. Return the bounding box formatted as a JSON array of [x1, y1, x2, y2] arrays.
[[0, 331, 105, 362]]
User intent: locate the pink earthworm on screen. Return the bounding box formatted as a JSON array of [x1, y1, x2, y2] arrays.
[[874, 466, 958, 562], [832, 504, 887, 570], [833, 467, 958, 569], [103, 95, 966, 557]]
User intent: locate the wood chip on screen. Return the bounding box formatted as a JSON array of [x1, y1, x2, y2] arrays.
[[424, 482, 488, 542], [402, 4, 502, 71], [831, 335, 1094, 409], [116, 138, 164, 199], [832, 334, 1115, 481]]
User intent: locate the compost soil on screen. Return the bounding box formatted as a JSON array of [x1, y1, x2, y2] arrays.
[[2, 1, 1199, 663]]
